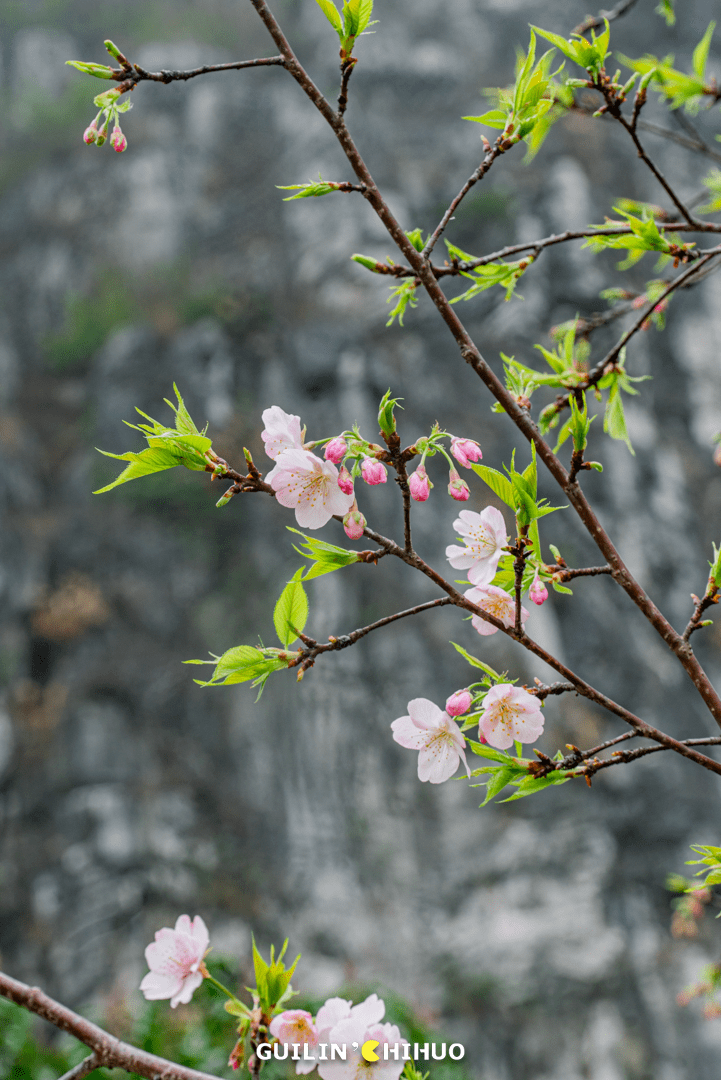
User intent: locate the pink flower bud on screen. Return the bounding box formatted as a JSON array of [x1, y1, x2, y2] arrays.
[[450, 437, 482, 468], [95, 116, 110, 147], [529, 573, 548, 606], [110, 124, 127, 153], [83, 118, 99, 145], [337, 465, 354, 495], [343, 501, 366, 539], [448, 468, 470, 501], [446, 690, 472, 717], [324, 436, 347, 464], [714, 443, 721, 468], [361, 456, 387, 485], [408, 464, 431, 502]]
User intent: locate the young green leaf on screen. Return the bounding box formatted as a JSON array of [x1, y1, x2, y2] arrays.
[[314, 0, 343, 36], [470, 463, 515, 506], [288, 528, 361, 579], [274, 569, 309, 647], [450, 641, 502, 680]]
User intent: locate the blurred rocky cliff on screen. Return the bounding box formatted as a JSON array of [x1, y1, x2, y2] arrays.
[[2, 0, 721, 1076]]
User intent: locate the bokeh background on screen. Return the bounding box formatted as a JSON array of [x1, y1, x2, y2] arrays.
[[2, 0, 721, 1076]]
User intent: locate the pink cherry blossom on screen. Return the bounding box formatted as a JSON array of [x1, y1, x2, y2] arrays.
[[529, 573, 548, 606], [465, 584, 528, 636], [479, 683, 544, 750], [261, 406, 304, 461], [269, 1010, 319, 1075], [343, 501, 366, 540], [446, 689, 472, 717], [446, 507, 508, 585], [110, 124, 127, 152], [361, 457, 387, 485], [450, 437, 482, 468], [337, 465, 354, 495], [324, 437, 347, 464], [266, 449, 354, 529], [391, 698, 470, 784], [139, 914, 209, 1008], [317, 996, 406, 1080], [448, 468, 470, 502], [408, 464, 431, 502]]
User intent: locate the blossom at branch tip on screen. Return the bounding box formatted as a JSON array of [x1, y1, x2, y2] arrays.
[[361, 456, 387, 485], [110, 123, 127, 152], [324, 436, 347, 464], [448, 468, 470, 502], [139, 914, 209, 1008], [464, 584, 528, 636], [317, 995, 406, 1080], [446, 507, 508, 586], [408, 463, 431, 502], [269, 1010, 319, 1075], [529, 573, 548, 606], [343, 500, 366, 540], [479, 683, 544, 750], [446, 689, 472, 717], [450, 437, 482, 468], [391, 698, 470, 784], [337, 464, 354, 495], [261, 406, 304, 461], [266, 449, 354, 529]]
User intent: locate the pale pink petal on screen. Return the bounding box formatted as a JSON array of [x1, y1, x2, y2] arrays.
[[406, 698, 445, 731], [139, 970, 184, 1000], [350, 993, 385, 1026], [294, 498, 334, 530], [296, 1059, 318, 1074], [391, 716, 429, 750], [170, 969, 204, 1008], [467, 560, 497, 586], [445, 544, 477, 569], [316, 997, 353, 1031], [470, 613, 499, 636], [418, 737, 459, 783], [174, 915, 193, 936]]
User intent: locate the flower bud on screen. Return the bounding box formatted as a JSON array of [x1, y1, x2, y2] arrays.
[[714, 443, 721, 468], [83, 116, 100, 145], [324, 436, 347, 464], [448, 468, 470, 501], [450, 436, 482, 468], [361, 456, 387, 485], [337, 465, 354, 495], [529, 573, 548, 606], [408, 464, 431, 502], [110, 123, 127, 152], [343, 501, 366, 539], [95, 115, 110, 146], [445, 690, 472, 717]]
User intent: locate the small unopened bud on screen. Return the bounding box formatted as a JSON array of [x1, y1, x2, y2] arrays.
[[446, 690, 472, 717], [448, 468, 470, 502], [343, 500, 366, 540], [216, 486, 236, 508], [713, 443, 721, 467], [450, 436, 482, 468], [408, 463, 431, 502], [110, 123, 127, 152], [337, 465, 354, 495], [361, 456, 387, 485], [324, 436, 347, 464], [529, 573, 548, 606], [95, 115, 110, 146], [83, 115, 100, 145]]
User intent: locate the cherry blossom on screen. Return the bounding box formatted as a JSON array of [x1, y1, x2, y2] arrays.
[[465, 584, 528, 636], [317, 995, 406, 1080], [450, 437, 482, 468], [269, 1009, 319, 1075], [529, 573, 548, 606], [343, 501, 366, 540], [447, 468, 470, 502], [261, 406, 304, 461], [324, 437, 347, 464], [408, 464, 431, 502], [391, 698, 470, 783], [337, 465, 354, 495], [361, 457, 387, 485], [266, 449, 354, 529], [446, 689, 472, 717], [479, 683, 544, 749], [446, 507, 508, 585], [139, 914, 209, 1008]]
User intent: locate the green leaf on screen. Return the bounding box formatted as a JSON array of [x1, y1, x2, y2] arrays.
[[463, 109, 508, 129], [692, 22, 715, 81], [530, 26, 579, 65], [93, 445, 188, 493], [450, 641, 501, 679], [656, 0, 675, 25], [603, 381, 635, 455], [274, 569, 309, 647], [314, 0, 343, 35], [479, 765, 519, 806], [188, 646, 291, 691], [66, 59, 115, 78], [287, 528, 361, 579], [251, 939, 300, 1014], [470, 463, 515, 506], [277, 177, 342, 200], [386, 280, 418, 327], [499, 771, 571, 801]]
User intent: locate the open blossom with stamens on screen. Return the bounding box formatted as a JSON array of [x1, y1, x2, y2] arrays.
[[139, 914, 209, 1008], [448, 468, 470, 501], [408, 464, 431, 501], [324, 436, 347, 464], [446, 507, 508, 586], [450, 437, 482, 468], [479, 683, 544, 749], [269, 1010, 319, 1075], [261, 406, 304, 461], [317, 995, 407, 1080], [465, 584, 528, 636], [361, 456, 387, 485], [266, 449, 354, 529], [529, 573, 548, 606], [391, 698, 470, 784]]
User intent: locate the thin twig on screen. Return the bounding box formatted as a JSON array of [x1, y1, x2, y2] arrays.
[[552, 565, 614, 582], [108, 55, 286, 90], [573, 0, 639, 34], [58, 1055, 100, 1080], [682, 585, 720, 642], [422, 146, 503, 259], [530, 681, 577, 700], [337, 57, 357, 116], [637, 119, 721, 166]]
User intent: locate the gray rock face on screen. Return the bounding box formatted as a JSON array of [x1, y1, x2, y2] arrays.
[[2, 1, 721, 1076]]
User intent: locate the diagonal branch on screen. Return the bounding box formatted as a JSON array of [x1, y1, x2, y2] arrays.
[[573, 0, 639, 34], [0, 972, 224, 1080], [58, 1055, 101, 1080]]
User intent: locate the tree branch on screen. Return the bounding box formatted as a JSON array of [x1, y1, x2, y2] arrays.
[[58, 1055, 101, 1080], [0, 972, 224, 1080], [573, 0, 639, 34], [422, 145, 504, 259]]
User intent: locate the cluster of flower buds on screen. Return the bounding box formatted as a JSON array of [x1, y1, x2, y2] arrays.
[[406, 430, 481, 505], [81, 87, 131, 152]]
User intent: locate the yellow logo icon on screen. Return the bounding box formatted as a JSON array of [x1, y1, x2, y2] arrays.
[[361, 1041, 380, 1062]]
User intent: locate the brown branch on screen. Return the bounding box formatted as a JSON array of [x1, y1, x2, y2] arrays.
[[573, 0, 639, 34], [552, 565, 613, 583], [0, 972, 224, 1080], [423, 145, 504, 259], [59, 1055, 101, 1080], [107, 55, 286, 90], [578, 736, 721, 780], [530, 680, 577, 700], [337, 57, 357, 116], [682, 584, 720, 642], [637, 119, 721, 167]]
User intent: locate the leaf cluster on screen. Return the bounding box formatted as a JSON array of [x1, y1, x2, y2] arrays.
[[583, 208, 694, 271], [289, 528, 362, 579], [277, 176, 345, 200], [618, 22, 717, 113], [687, 845, 721, 897], [445, 242, 533, 303], [533, 20, 611, 76], [467, 741, 571, 805], [249, 938, 300, 1015], [314, 0, 376, 58]]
